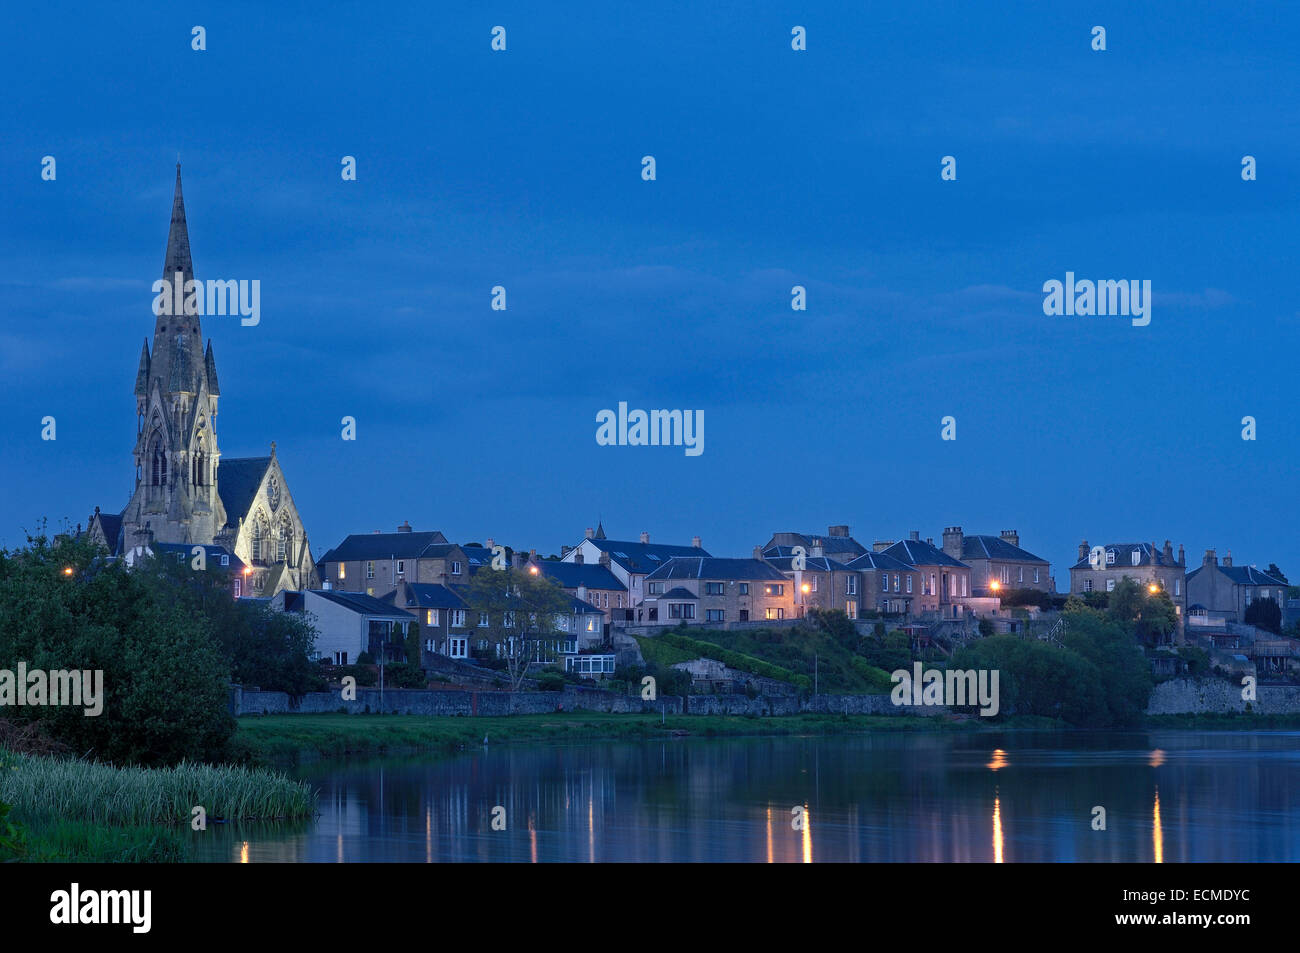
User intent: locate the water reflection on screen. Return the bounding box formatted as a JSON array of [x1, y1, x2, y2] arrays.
[[191, 730, 1300, 862]]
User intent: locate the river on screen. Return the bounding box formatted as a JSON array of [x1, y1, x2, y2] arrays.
[[192, 730, 1300, 862]]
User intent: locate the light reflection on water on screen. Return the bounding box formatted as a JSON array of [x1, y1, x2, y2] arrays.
[[192, 730, 1300, 862]]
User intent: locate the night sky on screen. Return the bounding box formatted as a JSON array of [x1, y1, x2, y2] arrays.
[[2, 1, 1297, 581]]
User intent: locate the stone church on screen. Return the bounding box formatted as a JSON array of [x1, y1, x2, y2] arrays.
[[87, 166, 318, 597]]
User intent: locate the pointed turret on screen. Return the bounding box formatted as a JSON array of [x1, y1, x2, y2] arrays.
[[204, 339, 220, 396], [150, 164, 205, 396], [595, 520, 606, 540], [134, 339, 151, 396]]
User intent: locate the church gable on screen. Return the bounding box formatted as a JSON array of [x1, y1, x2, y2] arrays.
[[220, 449, 317, 596]]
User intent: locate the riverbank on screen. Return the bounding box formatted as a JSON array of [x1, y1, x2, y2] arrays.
[[231, 711, 978, 765]]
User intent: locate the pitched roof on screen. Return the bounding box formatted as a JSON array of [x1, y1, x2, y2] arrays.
[[883, 539, 968, 569], [658, 586, 698, 600], [764, 534, 867, 559], [217, 456, 270, 525], [534, 560, 626, 591], [1070, 543, 1182, 571], [567, 595, 604, 613], [585, 538, 711, 573], [463, 547, 495, 572], [151, 542, 245, 572], [384, 583, 468, 611], [90, 510, 125, 556], [845, 551, 915, 573], [308, 589, 415, 619], [318, 530, 451, 563], [1186, 564, 1285, 587], [763, 554, 852, 573], [961, 535, 1049, 564], [645, 557, 786, 582]]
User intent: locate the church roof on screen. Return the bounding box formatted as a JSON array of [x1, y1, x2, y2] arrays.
[[217, 456, 271, 526]]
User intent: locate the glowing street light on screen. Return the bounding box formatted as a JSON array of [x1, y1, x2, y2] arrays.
[[990, 580, 1001, 591], [801, 583, 810, 594], [62, 567, 74, 577]]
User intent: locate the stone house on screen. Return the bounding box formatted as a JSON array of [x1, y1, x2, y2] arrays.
[[274, 588, 415, 666], [763, 551, 863, 619], [844, 550, 921, 615], [1068, 539, 1187, 642], [561, 526, 709, 621], [943, 528, 1053, 595], [1186, 551, 1287, 625], [881, 532, 973, 616], [317, 523, 471, 596], [641, 554, 793, 625]]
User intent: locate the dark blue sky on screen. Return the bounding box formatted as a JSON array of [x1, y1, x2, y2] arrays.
[[2, 1, 1297, 582]]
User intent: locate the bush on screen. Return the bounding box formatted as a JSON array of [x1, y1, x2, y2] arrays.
[[535, 672, 565, 692], [356, 652, 375, 665], [380, 662, 427, 689], [330, 664, 377, 687]]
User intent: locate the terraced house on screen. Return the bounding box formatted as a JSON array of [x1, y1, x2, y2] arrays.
[[943, 528, 1053, 595], [641, 555, 793, 625], [562, 525, 709, 621], [762, 549, 863, 619], [844, 550, 920, 615], [317, 523, 470, 595], [880, 532, 973, 617]]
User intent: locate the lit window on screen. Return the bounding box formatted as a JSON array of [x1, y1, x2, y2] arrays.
[[765, 607, 785, 620], [906, 575, 912, 593], [427, 609, 438, 626], [339, 563, 346, 580], [366, 561, 375, 579], [764, 584, 784, 596]]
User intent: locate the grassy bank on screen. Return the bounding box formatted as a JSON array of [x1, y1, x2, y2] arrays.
[[232, 711, 975, 765], [0, 749, 317, 861], [1143, 712, 1300, 730]]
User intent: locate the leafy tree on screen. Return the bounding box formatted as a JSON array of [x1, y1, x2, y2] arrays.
[[1135, 590, 1178, 646], [1266, 564, 1288, 585], [1107, 578, 1146, 623], [1060, 605, 1153, 726], [406, 618, 423, 668], [951, 635, 1107, 726], [978, 618, 995, 637], [1245, 597, 1282, 635], [0, 530, 234, 765], [461, 566, 571, 691]]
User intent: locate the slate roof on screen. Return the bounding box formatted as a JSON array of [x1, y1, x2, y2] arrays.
[[318, 530, 451, 563], [1186, 565, 1285, 587], [385, 583, 469, 612], [845, 551, 916, 573], [463, 547, 495, 572], [93, 511, 125, 556], [644, 557, 786, 582], [151, 542, 245, 573], [770, 533, 868, 559], [883, 539, 969, 569], [764, 554, 852, 573], [1069, 543, 1182, 571], [584, 538, 711, 574], [309, 589, 415, 619], [534, 560, 626, 591], [961, 535, 1049, 564], [657, 586, 698, 600], [567, 595, 604, 614], [217, 456, 270, 526]]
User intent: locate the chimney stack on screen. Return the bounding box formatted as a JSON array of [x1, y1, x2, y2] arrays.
[[874, 540, 893, 553], [577, 583, 587, 604], [828, 525, 850, 538], [1000, 530, 1019, 547], [909, 530, 920, 542], [926, 537, 934, 546], [640, 531, 650, 544], [1078, 540, 1089, 561], [398, 520, 412, 533], [486, 537, 495, 550], [692, 535, 702, 548], [1178, 544, 1185, 565], [1204, 549, 1217, 566], [811, 539, 824, 558], [574, 550, 585, 564], [753, 546, 764, 560], [1163, 539, 1173, 561], [1224, 550, 1233, 567], [598, 551, 611, 569], [585, 526, 594, 539], [942, 526, 964, 560]]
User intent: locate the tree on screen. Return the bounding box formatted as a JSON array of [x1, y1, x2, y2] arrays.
[[0, 529, 235, 765], [406, 618, 423, 668], [1135, 590, 1178, 646], [1245, 597, 1282, 635], [461, 567, 571, 691], [1266, 564, 1288, 585]]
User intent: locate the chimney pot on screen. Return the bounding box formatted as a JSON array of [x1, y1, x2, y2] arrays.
[[692, 535, 702, 548], [1078, 540, 1089, 561], [585, 526, 594, 539], [486, 537, 494, 550], [640, 531, 649, 544], [1224, 550, 1233, 567]]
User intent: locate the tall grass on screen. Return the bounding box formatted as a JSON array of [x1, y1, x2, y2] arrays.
[[0, 750, 317, 826]]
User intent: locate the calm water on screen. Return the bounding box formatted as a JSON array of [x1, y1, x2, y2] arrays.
[[193, 731, 1300, 862]]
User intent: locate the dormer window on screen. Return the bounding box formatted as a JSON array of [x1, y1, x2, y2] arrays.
[[1105, 550, 1116, 565], [1131, 551, 1140, 566]]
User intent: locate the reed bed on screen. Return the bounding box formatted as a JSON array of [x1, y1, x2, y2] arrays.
[[0, 750, 317, 826]]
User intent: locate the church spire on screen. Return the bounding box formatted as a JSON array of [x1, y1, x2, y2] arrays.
[[163, 163, 193, 282], [134, 338, 151, 396]]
